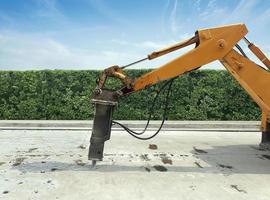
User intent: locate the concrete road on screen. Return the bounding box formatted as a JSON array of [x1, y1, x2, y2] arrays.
[[0, 129, 270, 200]]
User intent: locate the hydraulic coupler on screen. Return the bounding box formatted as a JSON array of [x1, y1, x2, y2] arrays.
[[88, 89, 118, 166]]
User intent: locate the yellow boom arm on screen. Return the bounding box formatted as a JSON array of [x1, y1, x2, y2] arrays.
[[96, 24, 270, 145]]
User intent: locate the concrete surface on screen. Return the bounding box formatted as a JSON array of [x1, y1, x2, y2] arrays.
[[0, 129, 270, 200], [0, 120, 260, 131]]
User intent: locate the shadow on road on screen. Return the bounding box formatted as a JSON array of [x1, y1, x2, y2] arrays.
[[12, 144, 270, 174]]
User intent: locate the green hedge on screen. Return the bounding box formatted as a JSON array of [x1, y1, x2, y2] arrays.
[[0, 70, 261, 120]]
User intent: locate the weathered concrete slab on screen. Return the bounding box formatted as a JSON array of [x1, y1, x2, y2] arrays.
[[0, 129, 270, 200]]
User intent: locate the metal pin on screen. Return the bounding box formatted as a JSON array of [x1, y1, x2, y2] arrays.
[[91, 160, 97, 167]]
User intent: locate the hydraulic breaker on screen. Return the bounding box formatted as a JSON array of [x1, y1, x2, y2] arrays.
[[88, 90, 118, 166]]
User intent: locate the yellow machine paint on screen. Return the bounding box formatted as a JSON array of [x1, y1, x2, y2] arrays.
[[89, 24, 270, 165]]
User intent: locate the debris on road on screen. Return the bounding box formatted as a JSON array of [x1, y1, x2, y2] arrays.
[[193, 147, 208, 154], [149, 144, 158, 150], [12, 157, 26, 166]]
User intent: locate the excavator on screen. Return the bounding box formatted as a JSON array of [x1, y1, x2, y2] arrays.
[[88, 23, 270, 166]]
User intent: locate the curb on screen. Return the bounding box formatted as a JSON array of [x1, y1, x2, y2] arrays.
[[0, 120, 261, 132]]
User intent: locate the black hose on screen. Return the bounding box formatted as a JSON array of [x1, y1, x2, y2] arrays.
[[112, 77, 176, 140], [235, 44, 248, 58]]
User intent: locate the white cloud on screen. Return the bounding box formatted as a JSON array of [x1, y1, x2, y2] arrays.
[[197, 0, 227, 23], [1, 0, 269, 71], [170, 0, 181, 35], [207, 0, 216, 9], [139, 41, 165, 49], [31, 0, 68, 27], [87, 0, 129, 26], [0, 12, 13, 24], [0, 30, 199, 70], [194, 0, 201, 11], [111, 39, 179, 50], [199, 8, 226, 22], [224, 0, 257, 23], [0, 31, 144, 70]]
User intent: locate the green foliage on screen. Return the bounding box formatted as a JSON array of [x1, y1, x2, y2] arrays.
[[0, 70, 260, 120]]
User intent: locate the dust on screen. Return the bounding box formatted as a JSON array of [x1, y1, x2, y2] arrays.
[[140, 154, 150, 161], [27, 148, 38, 153], [153, 153, 166, 157], [78, 144, 86, 149], [161, 157, 173, 165], [27, 154, 50, 158], [75, 159, 86, 166], [12, 157, 27, 166], [179, 154, 189, 157], [149, 144, 158, 150], [189, 185, 196, 191]]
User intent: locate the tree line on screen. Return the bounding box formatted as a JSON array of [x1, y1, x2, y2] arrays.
[[0, 70, 260, 120]]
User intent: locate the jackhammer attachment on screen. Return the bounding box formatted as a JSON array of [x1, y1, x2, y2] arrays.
[[88, 90, 118, 165]]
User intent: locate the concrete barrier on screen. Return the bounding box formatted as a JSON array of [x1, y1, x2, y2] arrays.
[[0, 120, 260, 131]]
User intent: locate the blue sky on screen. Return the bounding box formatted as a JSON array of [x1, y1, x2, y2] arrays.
[[0, 0, 270, 70]]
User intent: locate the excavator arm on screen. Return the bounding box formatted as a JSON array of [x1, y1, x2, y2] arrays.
[[127, 24, 249, 92], [89, 24, 270, 165]]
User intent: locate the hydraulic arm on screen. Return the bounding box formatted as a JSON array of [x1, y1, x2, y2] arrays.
[[89, 24, 270, 165]]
